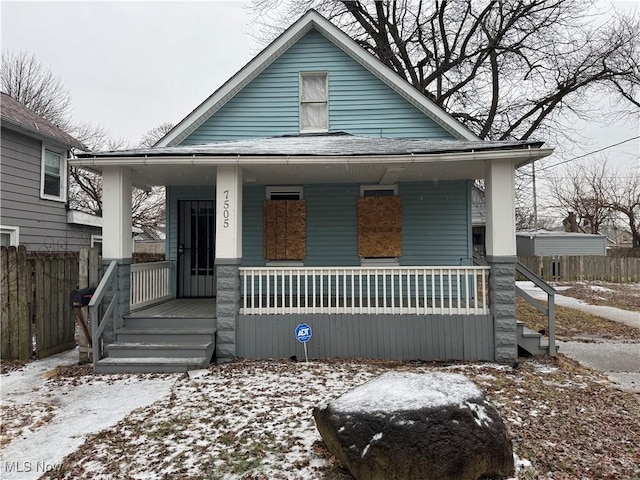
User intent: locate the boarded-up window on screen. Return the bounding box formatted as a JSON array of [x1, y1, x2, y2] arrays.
[[264, 200, 306, 260], [358, 196, 402, 258]]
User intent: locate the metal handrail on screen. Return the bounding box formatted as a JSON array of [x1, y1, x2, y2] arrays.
[[515, 262, 556, 356], [89, 260, 119, 370]]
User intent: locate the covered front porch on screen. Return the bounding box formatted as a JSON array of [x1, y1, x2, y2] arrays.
[[72, 135, 554, 372]]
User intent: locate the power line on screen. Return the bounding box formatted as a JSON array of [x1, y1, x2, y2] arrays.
[[536, 136, 640, 172]]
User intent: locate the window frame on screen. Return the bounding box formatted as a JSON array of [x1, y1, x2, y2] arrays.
[[264, 186, 305, 265], [360, 184, 399, 197], [0, 226, 20, 247], [299, 72, 328, 133], [358, 184, 401, 264], [40, 145, 67, 202], [266, 186, 304, 200]]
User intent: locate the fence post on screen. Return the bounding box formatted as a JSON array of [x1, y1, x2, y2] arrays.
[[16, 246, 30, 360], [0, 248, 9, 358], [78, 247, 91, 364]]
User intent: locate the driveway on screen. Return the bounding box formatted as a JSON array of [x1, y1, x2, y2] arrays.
[[558, 341, 640, 393]]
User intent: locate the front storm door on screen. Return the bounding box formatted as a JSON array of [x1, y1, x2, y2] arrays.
[[178, 200, 215, 297]]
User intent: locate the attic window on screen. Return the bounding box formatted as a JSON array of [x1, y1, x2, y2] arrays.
[[300, 72, 327, 133]]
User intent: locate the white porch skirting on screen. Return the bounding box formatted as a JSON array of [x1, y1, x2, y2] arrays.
[[240, 266, 490, 316]]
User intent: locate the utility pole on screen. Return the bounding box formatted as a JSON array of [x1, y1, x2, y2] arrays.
[[532, 161, 538, 229]]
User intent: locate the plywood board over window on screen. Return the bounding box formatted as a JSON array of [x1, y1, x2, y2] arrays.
[[264, 200, 306, 260], [358, 197, 402, 257]]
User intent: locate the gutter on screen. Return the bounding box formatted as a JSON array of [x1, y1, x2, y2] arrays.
[[69, 147, 554, 168]]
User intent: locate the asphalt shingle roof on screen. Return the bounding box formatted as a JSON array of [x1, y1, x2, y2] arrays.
[[78, 132, 544, 158], [1, 93, 85, 150]]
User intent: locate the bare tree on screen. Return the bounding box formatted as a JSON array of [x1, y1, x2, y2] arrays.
[[139, 122, 174, 148], [249, 0, 639, 142], [1, 49, 167, 238], [1, 50, 73, 131], [547, 160, 613, 234], [69, 123, 173, 238], [602, 164, 640, 247]]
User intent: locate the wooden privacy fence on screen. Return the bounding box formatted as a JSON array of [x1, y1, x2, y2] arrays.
[[518, 255, 640, 283], [1, 246, 101, 360]]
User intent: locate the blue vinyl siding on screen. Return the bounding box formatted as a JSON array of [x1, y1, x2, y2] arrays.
[[183, 30, 454, 144], [401, 181, 472, 266], [305, 185, 360, 266], [241, 186, 265, 266], [240, 181, 471, 267]]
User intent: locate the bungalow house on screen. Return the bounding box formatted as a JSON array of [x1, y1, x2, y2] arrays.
[[72, 10, 554, 373], [0, 93, 101, 251]]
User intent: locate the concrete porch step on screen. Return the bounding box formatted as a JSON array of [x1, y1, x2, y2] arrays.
[[107, 342, 214, 359], [517, 321, 548, 356], [115, 327, 216, 344], [95, 356, 209, 374], [124, 316, 215, 329]]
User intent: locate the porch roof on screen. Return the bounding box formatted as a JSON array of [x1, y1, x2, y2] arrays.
[[78, 132, 543, 158], [71, 133, 553, 187]]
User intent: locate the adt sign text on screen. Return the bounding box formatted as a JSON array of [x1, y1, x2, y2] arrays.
[[295, 323, 312, 343]]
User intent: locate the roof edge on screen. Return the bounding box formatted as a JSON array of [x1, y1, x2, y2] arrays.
[[156, 10, 479, 148]]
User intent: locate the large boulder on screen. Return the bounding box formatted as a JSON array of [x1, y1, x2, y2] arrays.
[[313, 371, 514, 480]]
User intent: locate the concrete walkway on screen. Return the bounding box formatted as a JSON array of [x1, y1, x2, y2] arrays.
[[516, 281, 640, 393], [0, 349, 177, 479]]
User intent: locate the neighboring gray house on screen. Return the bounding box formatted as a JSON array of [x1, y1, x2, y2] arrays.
[[0, 93, 101, 252], [516, 230, 607, 256]]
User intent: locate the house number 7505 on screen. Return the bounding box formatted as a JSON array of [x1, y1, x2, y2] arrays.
[[223, 190, 230, 228]]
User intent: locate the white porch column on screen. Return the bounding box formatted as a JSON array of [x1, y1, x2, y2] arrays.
[[102, 166, 132, 260], [484, 158, 516, 258], [99, 165, 132, 342], [215, 166, 243, 364], [484, 158, 518, 363], [215, 166, 243, 260]]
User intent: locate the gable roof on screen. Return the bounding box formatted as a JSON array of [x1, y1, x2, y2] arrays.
[[157, 10, 479, 147], [0, 93, 86, 150]]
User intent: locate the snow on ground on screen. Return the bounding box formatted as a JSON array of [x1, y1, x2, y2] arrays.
[[0, 349, 176, 480], [2, 353, 639, 479], [516, 281, 640, 328]]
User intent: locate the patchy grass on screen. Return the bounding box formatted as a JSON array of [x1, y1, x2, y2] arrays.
[[0, 358, 30, 374], [40, 357, 640, 480], [516, 298, 640, 341], [0, 403, 57, 448], [555, 281, 640, 311]]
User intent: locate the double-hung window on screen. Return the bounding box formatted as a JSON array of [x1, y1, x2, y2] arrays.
[[300, 72, 328, 133], [41, 146, 66, 201]]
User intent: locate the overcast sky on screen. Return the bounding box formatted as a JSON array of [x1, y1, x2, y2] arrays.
[[1, 0, 638, 172]]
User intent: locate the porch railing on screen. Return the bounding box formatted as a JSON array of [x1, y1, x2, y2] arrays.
[[240, 266, 490, 315], [130, 261, 173, 310], [90, 260, 119, 369], [515, 262, 557, 356]]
